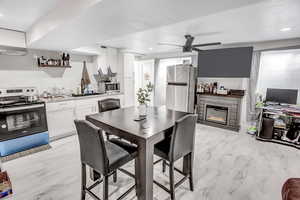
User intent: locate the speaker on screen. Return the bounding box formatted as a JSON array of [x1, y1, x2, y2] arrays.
[[286, 122, 300, 141], [260, 118, 274, 139]]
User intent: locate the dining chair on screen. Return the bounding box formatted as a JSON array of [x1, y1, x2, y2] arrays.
[[97, 98, 122, 182], [98, 98, 121, 112], [74, 120, 137, 200], [98, 98, 121, 140], [153, 114, 197, 200]]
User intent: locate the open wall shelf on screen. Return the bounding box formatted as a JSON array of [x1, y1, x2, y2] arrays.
[[38, 65, 72, 68], [37, 52, 71, 68]]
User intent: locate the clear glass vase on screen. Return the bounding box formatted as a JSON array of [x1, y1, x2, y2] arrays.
[[138, 103, 147, 117]]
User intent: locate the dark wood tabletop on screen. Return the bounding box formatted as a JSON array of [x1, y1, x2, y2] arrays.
[[86, 106, 190, 200], [86, 106, 188, 141]]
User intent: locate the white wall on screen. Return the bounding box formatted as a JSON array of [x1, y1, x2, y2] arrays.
[[0, 49, 97, 94], [95, 48, 123, 84], [0, 47, 134, 108]]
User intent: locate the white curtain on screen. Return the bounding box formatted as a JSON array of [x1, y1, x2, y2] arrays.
[[246, 51, 261, 121]]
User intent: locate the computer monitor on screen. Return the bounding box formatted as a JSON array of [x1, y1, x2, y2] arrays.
[[266, 88, 298, 105]]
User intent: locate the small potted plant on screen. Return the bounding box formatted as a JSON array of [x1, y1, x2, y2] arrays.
[[137, 82, 154, 116]]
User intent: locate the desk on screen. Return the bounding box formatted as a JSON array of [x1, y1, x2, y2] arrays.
[[86, 106, 190, 200], [257, 105, 300, 149]]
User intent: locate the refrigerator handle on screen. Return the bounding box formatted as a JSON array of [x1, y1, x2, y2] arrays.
[[167, 82, 188, 86]]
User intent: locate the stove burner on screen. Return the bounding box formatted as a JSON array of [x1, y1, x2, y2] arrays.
[[0, 100, 19, 105]]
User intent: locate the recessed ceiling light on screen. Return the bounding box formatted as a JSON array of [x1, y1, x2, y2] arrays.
[[0, 13, 3, 17], [148, 47, 153, 50], [280, 27, 291, 32]]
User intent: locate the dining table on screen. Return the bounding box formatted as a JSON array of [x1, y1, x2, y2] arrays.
[[86, 106, 191, 200]]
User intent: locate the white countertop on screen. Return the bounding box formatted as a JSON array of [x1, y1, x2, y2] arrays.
[[41, 92, 124, 103]]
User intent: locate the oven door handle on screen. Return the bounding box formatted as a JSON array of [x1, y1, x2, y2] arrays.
[[0, 104, 44, 112]]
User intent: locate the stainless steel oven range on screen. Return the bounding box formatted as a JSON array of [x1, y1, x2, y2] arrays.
[[0, 87, 49, 157]]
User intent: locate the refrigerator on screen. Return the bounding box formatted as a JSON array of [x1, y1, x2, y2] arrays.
[[166, 64, 196, 113]]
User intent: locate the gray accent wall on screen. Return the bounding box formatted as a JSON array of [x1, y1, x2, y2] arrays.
[[198, 47, 253, 78]]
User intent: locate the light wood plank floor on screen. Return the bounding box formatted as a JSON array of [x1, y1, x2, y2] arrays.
[[4, 124, 300, 200]]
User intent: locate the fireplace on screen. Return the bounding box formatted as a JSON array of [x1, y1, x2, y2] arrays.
[[196, 94, 243, 131], [205, 105, 228, 125]]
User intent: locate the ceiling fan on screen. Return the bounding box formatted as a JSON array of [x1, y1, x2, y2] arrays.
[[158, 34, 221, 52]]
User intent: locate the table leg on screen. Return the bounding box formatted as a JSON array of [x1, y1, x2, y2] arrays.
[[136, 140, 154, 200]]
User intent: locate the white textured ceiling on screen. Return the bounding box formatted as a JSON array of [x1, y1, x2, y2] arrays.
[[1, 0, 300, 54], [0, 0, 60, 31], [26, 0, 267, 51], [99, 0, 300, 54]]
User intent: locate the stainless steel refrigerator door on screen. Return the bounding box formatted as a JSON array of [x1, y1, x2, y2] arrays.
[[175, 65, 190, 83], [167, 65, 190, 84]]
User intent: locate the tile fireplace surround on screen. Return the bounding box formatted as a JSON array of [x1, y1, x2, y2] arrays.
[[196, 94, 243, 131]]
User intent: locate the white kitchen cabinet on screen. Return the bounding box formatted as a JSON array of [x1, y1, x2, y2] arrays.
[[46, 94, 124, 140], [74, 95, 125, 119], [46, 101, 76, 140], [74, 99, 98, 120]]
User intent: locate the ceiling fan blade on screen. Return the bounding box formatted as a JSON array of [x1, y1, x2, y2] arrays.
[[192, 42, 221, 47], [192, 47, 202, 52], [157, 42, 183, 47]]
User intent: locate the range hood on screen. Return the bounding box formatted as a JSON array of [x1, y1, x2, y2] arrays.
[[0, 28, 27, 56], [0, 45, 27, 56]]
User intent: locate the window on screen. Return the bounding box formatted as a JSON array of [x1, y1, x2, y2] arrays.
[[257, 49, 300, 103], [134, 59, 155, 106]]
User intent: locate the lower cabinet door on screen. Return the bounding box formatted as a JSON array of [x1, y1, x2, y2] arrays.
[[47, 108, 76, 139], [74, 98, 98, 120], [75, 106, 97, 120]]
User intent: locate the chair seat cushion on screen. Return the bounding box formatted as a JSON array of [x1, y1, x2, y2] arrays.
[[154, 136, 171, 160], [105, 141, 135, 171], [282, 178, 300, 200], [109, 138, 138, 157]]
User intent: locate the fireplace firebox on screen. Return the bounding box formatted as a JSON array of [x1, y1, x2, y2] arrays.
[[205, 105, 228, 125]]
